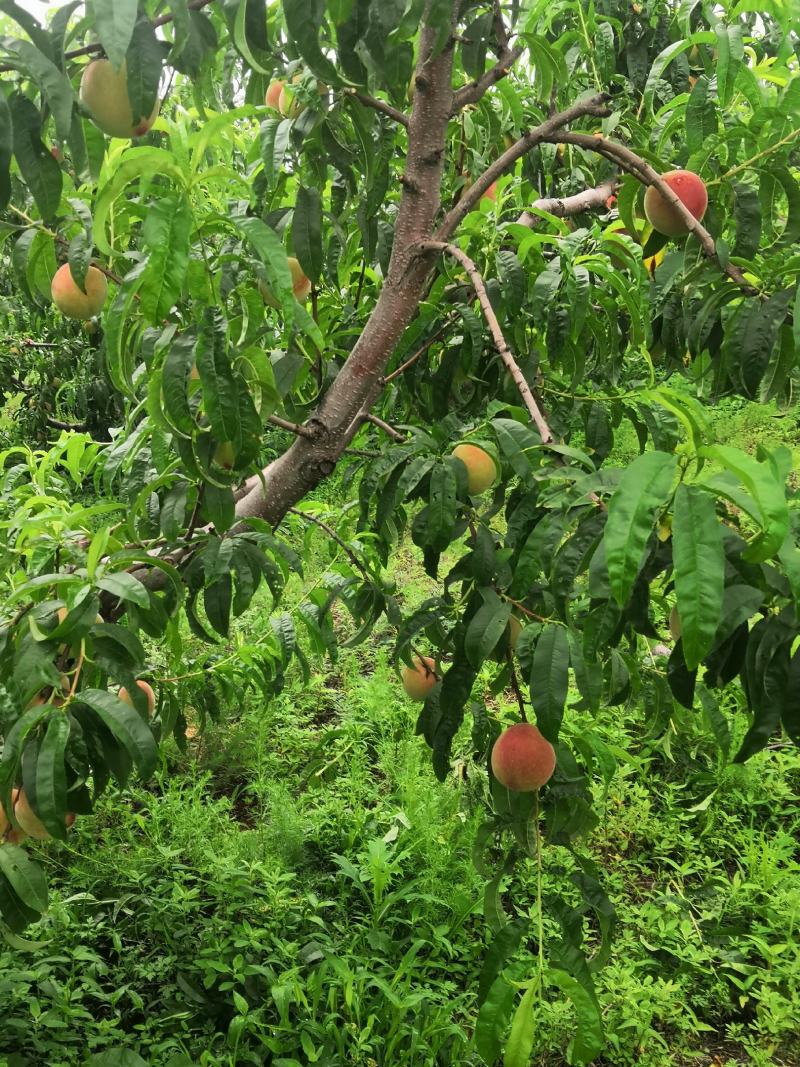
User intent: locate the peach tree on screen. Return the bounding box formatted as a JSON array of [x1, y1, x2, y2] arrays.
[[1, 0, 799, 1062]]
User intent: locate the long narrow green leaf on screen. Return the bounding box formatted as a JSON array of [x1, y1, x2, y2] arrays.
[[140, 194, 192, 325], [672, 484, 724, 670], [89, 0, 138, 70], [503, 984, 536, 1067], [530, 624, 570, 743], [604, 451, 677, 604], [700, 445, 788, 562], [293, 185, 323, 283], [465, 589, 511, 668], [80, 689, 158, 779], [547, 968, 603, 1064], [282, 0, 339, 83], [475, 976, 517, 1065], [34, 712, 70, 840], [0, 846, 48, 914]]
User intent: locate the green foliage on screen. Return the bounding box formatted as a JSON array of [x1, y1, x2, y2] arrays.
[[0, 0, 799, 1062], [0, 611, 796, 1065]]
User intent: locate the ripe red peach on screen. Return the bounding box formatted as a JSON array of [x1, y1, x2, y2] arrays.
[[644, 170, 708, 237], [491, 723, 556, 791]]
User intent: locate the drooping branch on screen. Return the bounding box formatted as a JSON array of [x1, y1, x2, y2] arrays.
[[415, 239, 554, 444], [288, 507, 371, 580], [438, 93, 611, 237], [517, 179, 618, 227], [346, 89, 410, 128], [545, 132, 757, 294]]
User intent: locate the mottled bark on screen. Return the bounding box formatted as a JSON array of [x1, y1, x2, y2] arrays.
[[235, 9, 459, 526]]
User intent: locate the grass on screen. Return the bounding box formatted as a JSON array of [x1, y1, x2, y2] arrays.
[[1, 399, 799, 1067], [1, 523, 799, 1067]]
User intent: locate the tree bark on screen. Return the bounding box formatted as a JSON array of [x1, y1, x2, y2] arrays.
[[235, 9, 459, 526], [517, 180, 618, 227]]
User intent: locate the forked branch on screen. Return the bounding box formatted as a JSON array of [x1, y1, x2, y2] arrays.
[[415, 239, 554, 444], [439, 93, 611, 235]]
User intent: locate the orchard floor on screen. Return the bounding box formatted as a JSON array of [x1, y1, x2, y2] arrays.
[[1, 537, 799, 1067]]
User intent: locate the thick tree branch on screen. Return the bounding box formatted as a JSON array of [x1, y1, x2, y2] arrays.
[[416, 239, 554, 444], [346, 89, 410, 128], [517, 179, 618, 227], [234, 7, 460, 528], [438, 93, 611, 238], [546, 132, 757, 294]]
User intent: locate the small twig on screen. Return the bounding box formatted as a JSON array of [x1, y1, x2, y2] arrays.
[[288, 507, 370, 580], [91, 261, 124, 286], [517, 179, 618, 228], [505, 597, 548, 623], [3, 338, 60, 349], [415, 240, 554, 443], [185, 485, 205, 542], [268, 414, 315, 438], [345, 448, 382, 459], [438, 93, 611, 236], [451, 45, 524, 113], [509, 660, 528, 723], [346, 89, 410, 128], [714, 126, 800, 183], [65, 644, 86, 700], [9, 204, 125, 287], [381, 322, 453, 385], [547, 132, 757, 295], [491, 0, 511, 53], [363, 412, 405, 442], [353, 259, 367, 310], [576, 1, 602, 90], [6, 603, 33, 629]]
